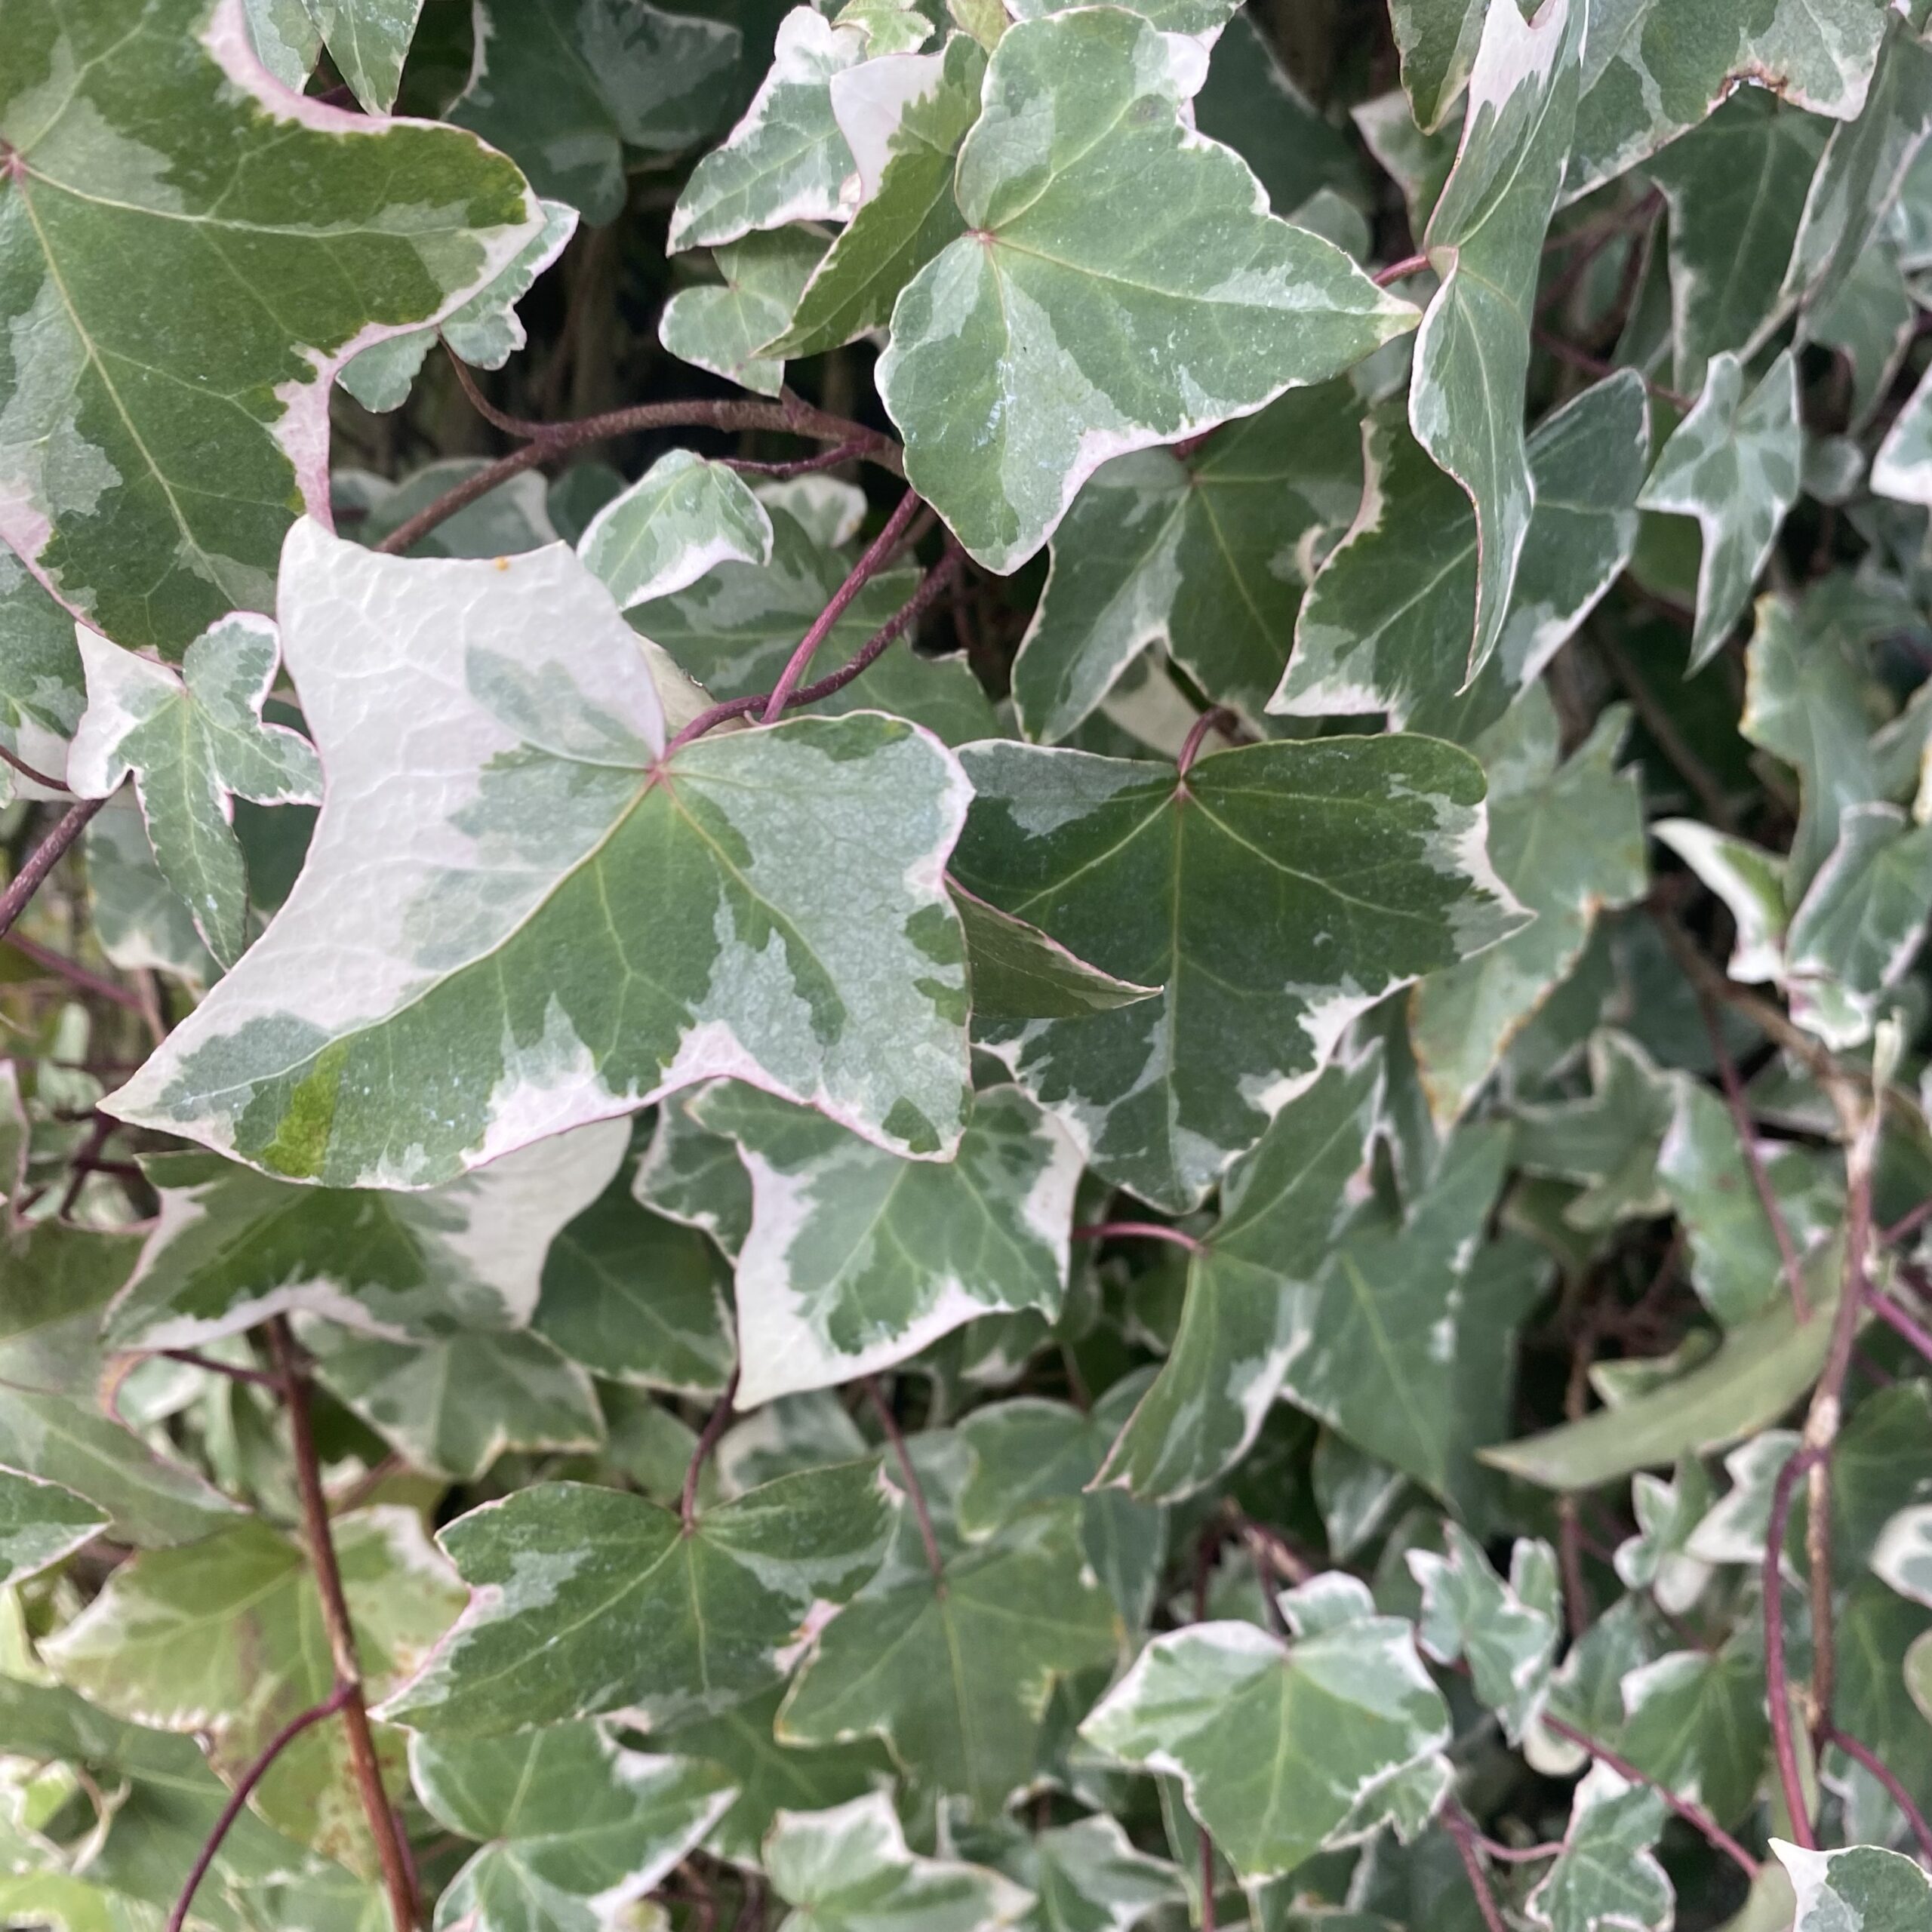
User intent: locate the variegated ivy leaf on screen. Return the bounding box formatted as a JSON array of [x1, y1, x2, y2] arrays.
[[306, 0, 425, 113], [578, 452, 776, 611], [1657, 1078, 1841, 1327], [1408, 1526, 1560, 1744], [105, 1120, 629, 1353], [686, 1080, 1081, 1406], [452, 0, 742, 226], [1010, 382, 1364, 744], [340, 198, 580, 414], [876, 8, 1417, 575], [669, 10, 878, 254], [108, 522, 976, 1185], [977, 1815, 1182, 1932], [1410, 0, 1583, 681], [952, 887, 1161, 1024], [1617, 1459, 1718, 1615], [1784, 802, 1932, 1047], [1274, 373, 1647, 730], [0, 1223, 238, 1547], [1636, 351, 1803, 669], [949, 734, 1519, 1213], [780, 1444, 1119, 1816], [764, 1792, 1032, 1932], [765, 36, 988, 360], [632, 1100, 755, 1261], [1646, 93, 1826, 395], [1567, 0, 1890, 205], [44, 1509, 463, 1871], [1097, 1050, 1383, 1503], [1410, 692, 1646, 1128], [0, 0, 542, 655], [535, 1157, 737, 1393], [301, 1321, 605, 1482], [1523, 1764, 1672, 1932], [660, 229, 829, 398], [381, 1460, 893, 1737], [1389, 0, 1484, 133], [408, 1724, 736, 1932], [1776, 1841, 1932, 1931], [1871, 1504, 1932, 1607], [1080, 1574, 1452, 1881], [1651, 822, 1789, 986], [1685, 1432, 1801, 1568], [67, 614, 321, 970], [1621, 1639, 1772, 1830], [1355, 88, 1463, 242], [0, 550, 82, 780], [1873, 357, 1932, 504], [0, 1469, 106, 1587], [1514, 1028, 1676, 1230]]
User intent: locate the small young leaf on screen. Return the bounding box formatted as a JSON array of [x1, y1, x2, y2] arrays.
[[0, 1469, 107, 1587], [579, 451, 776, 610], [660, 230, 830, 397], [1523, 1765, 1672, 1932], [1776, 1841, 1932, 1932], [1409, 1526, 1560, 1743]]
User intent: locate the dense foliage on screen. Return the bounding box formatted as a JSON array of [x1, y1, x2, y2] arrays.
[[8, 1, 1932, 1928]]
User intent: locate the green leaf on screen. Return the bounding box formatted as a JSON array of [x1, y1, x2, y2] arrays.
[[1784, 803, 1932, 1046], [765, 35, 987, 359], [1568, 0, 1890, 203], [0, 1468, 106, 1586], [1080, 1574, 1452, 1881], [1409, 1527, 1560, 1744], [535, 1158, 737, 1394], [1872, 1503, 1932, 1607], [764, 1791, 1032, 1932], [1389, 0, 1485, 132], [1523, 1765, 1672, 1932], [1650, 823, 1789, 987], [304, 1324, 605, 1481], [632, 1100, 755, 1261], [1010, 383, 1364, 743], [1645, 93, 1826, 394], [687, 1079, 1080, 1404], [1657, 1077, 1841, 1326], [452, 0, 741, 226], [0, 0, 541, 654], [1617, 1458, 1718, 1614], [951, 886, 1160, 1023], [1274, 373, 1647, 728], [579, 451, 776, 611], [1775, 1841, 1932, 1931], [780, 1478, 1118, 1814], [949, 734, 1519, 1212], [109, 522, 975, 1184], [1483, 1287, 1839, 1491], [651, 1684, 892, 1865], [43, 1509, 463, 1869], [1636, 351, 1803, 668], [0, 1223, 237, 1546], [107, 1121, 629, 1352], [1411, 0, 1583, 678], [307, 0, 425, 115], [409, 1723, 736, 1932], [876, 8, 1417, 574], [669, 9, 875, 253], [1096, 1050, 1383, 1503], [660, 229, 829, 397], [0, 548, 82, 774], [380, 1460, 893, 1737], [1620, 1639, 1770, 1830], [1410, 694, 1647, 1128], [68, 614, 321, 968]]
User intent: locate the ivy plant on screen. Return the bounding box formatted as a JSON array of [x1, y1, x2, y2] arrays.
[[9, 2, 1932, 1930]]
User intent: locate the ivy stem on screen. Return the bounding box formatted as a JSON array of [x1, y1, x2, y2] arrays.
[[0, 797, 107, 943], [657, 545, 964, 761], [266, 1318, 420, 1932], [1824, 1724, 1932, 1864], [1475, 1834, 1565, 1864], [1883, 1196, 1932, 1248], [862, 1377, 944, 1586], [1071, 1221, 1201, 1254], [1539, 1715, 1761, 1876], [1373, 253, 1429, 286], [1765, 1442, 1823, 1847], [1865, 1284, 1932, 1365], [681, 1369, 739, 1534], [0, 741, 66, 792], [761, 490, 925, 723], [1697, 994, 1810, 1322], [5, 931, 154, 1029], [160, 1348, 278, 1389], [378, 392, 903, 558], [1175, 707, 1239, 777], [1441, 1803, 1511, 1932], [1531, 328, 1693, 411], [166, 1679, 356, 1932]]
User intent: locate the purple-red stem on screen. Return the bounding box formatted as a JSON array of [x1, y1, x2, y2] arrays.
[[1441, 1803, 1511, 1932], [1072, 1220, 1201, 1254], [166, 1680, 355, 1932], [0, 742, 65, 792], [1884, 1196, 1932, 1248], [1766, 1444, 1823, 1849], [681, 1369, 739, 1534], [863, 1377, 944, 1585], [161, 1349, 278, 1390], [1866, 1286, 1932, 1365], [761, 491, 924, 723], [1825, 1724, 1932, 1865], [1176, 707, 1239, 777], [0, 798, 106, 943], [1374, 253, 1429, 286], [5, 930, 152, 1026]]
